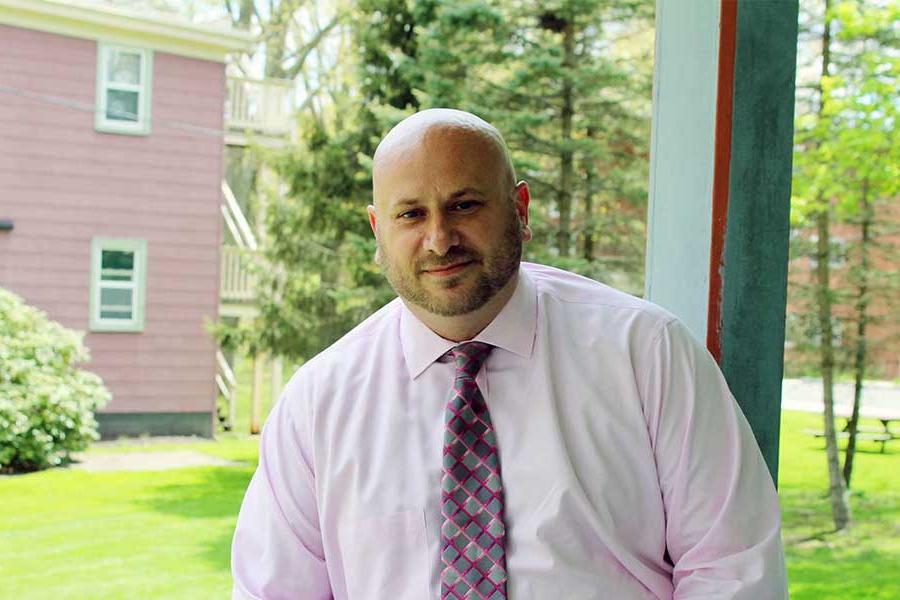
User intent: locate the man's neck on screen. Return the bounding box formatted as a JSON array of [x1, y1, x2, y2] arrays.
[[406, 272, 520, 342]]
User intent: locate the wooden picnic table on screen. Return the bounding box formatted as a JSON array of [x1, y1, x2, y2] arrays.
[[802, 410, 899, 453]]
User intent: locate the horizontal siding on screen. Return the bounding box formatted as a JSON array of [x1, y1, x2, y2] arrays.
[[3, 225, 220, 250], [98, 371, 216, 385], [7, 206, 220, 234], [3, 238, 219, 262], [2, 182, 219, 206], [0, 156, 223, 186], [0, 23, 228, 417], [90, 352, 216, 368], [101, 389, 218, 412], [0, 131, 225, 162]]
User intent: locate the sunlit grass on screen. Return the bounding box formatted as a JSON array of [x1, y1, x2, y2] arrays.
[[0, 453, 256, 599], [779, 410, 900, 599]]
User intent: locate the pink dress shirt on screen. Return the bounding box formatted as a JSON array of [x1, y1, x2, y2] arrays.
[[231, 262, 787, 599]]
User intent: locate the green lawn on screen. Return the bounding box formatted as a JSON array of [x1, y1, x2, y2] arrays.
[[778, 410, 899, 599], [0, 409, 896, 598]]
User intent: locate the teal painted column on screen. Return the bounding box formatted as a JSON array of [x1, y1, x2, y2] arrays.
[[718, 1, 799, 483], [646, 0, 798, 483]]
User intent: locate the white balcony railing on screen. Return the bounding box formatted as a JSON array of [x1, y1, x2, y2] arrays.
[[225, 76, 294, 136], [220, 245, 257, 303]]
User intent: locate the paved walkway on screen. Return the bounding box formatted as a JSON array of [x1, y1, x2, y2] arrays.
[[68, 436, 247, 472], [782, 378, 900, 420], [69, 450, 243, 472]]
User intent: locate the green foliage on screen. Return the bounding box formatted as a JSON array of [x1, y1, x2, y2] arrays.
[[791, 0, 898, 223], [786, 0, 899, 370], [252, 119, 396, 360], [0, 287, 110, 473]]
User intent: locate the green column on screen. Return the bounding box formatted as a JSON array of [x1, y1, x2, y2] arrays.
[[719, 0, 799, 483]]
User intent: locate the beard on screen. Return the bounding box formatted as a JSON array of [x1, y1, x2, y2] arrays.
[[377, 214, 523, 317]]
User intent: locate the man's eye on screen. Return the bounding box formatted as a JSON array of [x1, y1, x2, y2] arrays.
[[451, 200, 480, 211], [398, 209, 423, 219]]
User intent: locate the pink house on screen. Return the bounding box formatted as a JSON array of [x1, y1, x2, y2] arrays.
[[0, 0, 253, 437]]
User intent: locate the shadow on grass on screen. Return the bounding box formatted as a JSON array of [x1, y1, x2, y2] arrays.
[[783, 488, 900, 534], [134, 465, 256, 575]]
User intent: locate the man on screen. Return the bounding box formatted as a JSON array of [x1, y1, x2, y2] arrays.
[[232, 109, 787, 599]]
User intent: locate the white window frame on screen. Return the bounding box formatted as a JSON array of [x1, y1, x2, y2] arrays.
[[95, 43, 153, 135], [90, 238, 147, 332]]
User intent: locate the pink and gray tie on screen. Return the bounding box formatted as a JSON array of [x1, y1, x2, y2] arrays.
[[441, 342, 508, 599]]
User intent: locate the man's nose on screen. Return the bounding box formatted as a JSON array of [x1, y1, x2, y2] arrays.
[[423, 215, 460, 256]]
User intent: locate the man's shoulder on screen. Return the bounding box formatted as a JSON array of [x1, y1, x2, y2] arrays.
[[522, 262, 674, 325]]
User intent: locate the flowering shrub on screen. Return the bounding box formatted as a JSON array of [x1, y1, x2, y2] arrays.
[[0, 287, 110, 473]]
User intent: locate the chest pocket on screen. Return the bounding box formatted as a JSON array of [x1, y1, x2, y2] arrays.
[[338, 510, 429, 600]]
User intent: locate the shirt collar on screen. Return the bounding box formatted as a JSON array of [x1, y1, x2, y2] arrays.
[[399, 267, 538, 379]]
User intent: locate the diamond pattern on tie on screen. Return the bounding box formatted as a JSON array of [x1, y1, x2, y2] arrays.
[[441, 342, 508, 600]]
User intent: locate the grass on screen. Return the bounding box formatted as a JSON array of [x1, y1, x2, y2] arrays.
[[778, 410, 900, 599], [1, 403, 897, 597], [0, 435, 258, 599]]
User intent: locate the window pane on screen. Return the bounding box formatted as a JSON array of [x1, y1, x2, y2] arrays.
[[106, 90, 139, 122], [101, 250, 134, 281], [107, 50, 141, 85], [99, 287, 133, 320], [102, 250, 134, 270]]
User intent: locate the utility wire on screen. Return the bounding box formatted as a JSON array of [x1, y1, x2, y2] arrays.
[[0, 83, 231, 138]]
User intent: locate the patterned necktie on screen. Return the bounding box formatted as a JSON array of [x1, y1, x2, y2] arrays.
[[441, 342, 508, 599]]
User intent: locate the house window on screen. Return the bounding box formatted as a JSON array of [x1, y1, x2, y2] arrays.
[[90, 238, 147, 332], [95, 44, 152, 135]]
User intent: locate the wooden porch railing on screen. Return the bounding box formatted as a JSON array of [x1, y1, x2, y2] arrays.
[[220, 245, 257, 303], [225, 76, 294, 136]]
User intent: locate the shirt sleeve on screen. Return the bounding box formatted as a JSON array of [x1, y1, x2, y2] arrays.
[[641, 319, 788, 599], [231, 382, 333, 600]]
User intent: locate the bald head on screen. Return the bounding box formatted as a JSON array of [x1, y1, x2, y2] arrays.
[[372, 109, 516, 206]]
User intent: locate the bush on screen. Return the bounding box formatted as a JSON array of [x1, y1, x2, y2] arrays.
[[0, 287, 110, 473]]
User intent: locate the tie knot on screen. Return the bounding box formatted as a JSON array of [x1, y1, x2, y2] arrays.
[[450, 341, 493, 379]]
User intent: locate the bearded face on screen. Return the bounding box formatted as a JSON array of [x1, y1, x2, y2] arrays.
[[376, 204, 523, 316]]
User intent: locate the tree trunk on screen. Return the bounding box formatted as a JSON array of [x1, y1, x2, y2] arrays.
[[843, 176, 871, 488], [556, 19, 575, 257], [264, 2, 289, 79], [583, 126, 596, 261], [816, 210, 851, 530], [814, 0, 851, 530], [238, 0, 254, 28]]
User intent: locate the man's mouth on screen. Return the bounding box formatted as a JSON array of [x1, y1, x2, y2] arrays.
[[421, 260, 475, 276]]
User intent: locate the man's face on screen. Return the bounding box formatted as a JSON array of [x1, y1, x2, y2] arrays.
[[369, 126, 530, 317]]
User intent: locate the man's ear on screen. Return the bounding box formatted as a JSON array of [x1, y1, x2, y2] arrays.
[[367, 205, 382, 263], [367, 205, 378, 237], [515, 181, 532, 242]]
